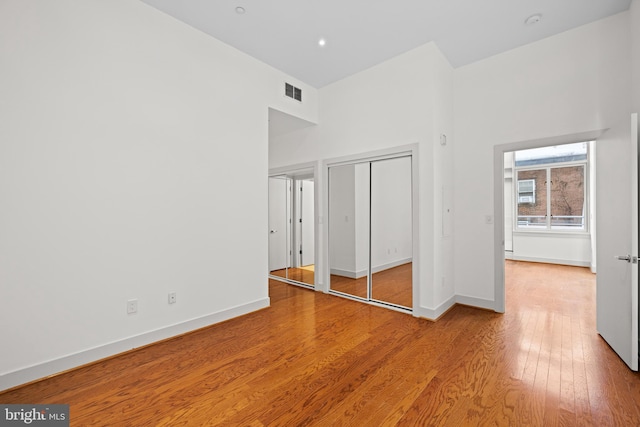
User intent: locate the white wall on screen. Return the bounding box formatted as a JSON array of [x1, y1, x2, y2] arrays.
[[0, 0, 317, 390], [431, 47, 455, 311], [270, 43, 455, 317], [454, 12, 631, 304], [354, 163, 371, 277], [327, 163, 372, 279], [328, 164, 357, 276], [371, 157, 413, 271], [508, 233, 592, 267], [328, 157, 413, 278], [269, 126, 321, 170], [633, 0, 640, 113]]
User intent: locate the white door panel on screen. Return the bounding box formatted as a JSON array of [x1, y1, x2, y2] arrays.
[[596, 114, 639, 371]]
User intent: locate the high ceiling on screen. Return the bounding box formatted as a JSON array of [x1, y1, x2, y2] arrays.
[[141, 0, 631, 88]]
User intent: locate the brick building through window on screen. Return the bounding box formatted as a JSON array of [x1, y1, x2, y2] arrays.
[[515, 142, 588, 230]]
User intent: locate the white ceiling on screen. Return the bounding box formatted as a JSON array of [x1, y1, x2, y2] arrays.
[[140, 0, 631, 89]]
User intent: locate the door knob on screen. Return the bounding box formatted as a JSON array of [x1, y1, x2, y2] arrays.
[[270, 229, 277, 234], [615, 254, 638, 264]]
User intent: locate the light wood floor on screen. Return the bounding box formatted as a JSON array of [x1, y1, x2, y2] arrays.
[[330, 262, 412, 308], [2, 261, 639, 425]]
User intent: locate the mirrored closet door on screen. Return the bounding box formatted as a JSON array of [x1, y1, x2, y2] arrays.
[[370, 157, 413, 308], [328, 163, 370, 299], [268, 173, 315, 287], [328, 156, 413, 310], [268, 176, 291, 280]]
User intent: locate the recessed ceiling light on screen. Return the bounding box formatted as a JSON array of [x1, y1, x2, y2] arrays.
[[525, 14, 542, 25], [318, 38, 327, 47], [235, 6, 246, 14]]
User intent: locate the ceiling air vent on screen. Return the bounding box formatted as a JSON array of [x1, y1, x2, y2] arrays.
[[285, 83, 302, 102]]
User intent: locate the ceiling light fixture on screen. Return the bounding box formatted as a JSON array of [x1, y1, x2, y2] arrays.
[[318, 38, 327, 47], [525, 14, 542, 26], [235, 6, 245, 14]]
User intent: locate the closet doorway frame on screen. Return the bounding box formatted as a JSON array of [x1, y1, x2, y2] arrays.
[[322, 144, 420, 314]]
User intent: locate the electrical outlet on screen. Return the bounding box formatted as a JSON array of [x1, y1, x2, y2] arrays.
[[127, 299, 138, 314], [168, 292, 176, 304]]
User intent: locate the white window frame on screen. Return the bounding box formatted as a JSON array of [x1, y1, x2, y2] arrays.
[[514, 158, 589, 233]]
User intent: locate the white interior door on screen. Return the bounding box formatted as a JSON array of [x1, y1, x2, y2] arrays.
[[596, 113, 639, 371], [269, 177, 289, 272], [300, 180, 315, 267]]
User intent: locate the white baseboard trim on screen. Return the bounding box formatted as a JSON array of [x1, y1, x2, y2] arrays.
[[329, 268, 368, 279], [505, 253, 590, 267], [414, 295, 456, 320], [330, 259, 412, 279], [371, 258, 412, 274], [455, 294, 495, 311], [415, 294, 496, 321], [0, 297, 270, 392]]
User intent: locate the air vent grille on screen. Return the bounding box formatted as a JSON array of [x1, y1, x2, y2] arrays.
[[285, 83, 302, 102]]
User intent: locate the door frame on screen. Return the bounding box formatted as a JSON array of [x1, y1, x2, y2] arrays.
[[492, 129, 607, 313]]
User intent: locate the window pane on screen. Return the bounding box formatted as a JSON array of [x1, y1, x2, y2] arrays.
[[516, 169, 546, 229], [550, 166, 585, 230], [514, 142, 588, 167]]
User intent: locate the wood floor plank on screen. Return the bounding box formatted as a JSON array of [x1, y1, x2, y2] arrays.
[[542, 311, 562, 427], [322, 314, 473, 426], [2, 262, 639, 426], [558, 314, 576, 426]]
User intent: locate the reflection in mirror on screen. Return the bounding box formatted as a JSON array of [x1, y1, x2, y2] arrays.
[[286, 177, 315, 285], [268, 174, 315, 287], [268, 176, 290, 280], [328, 163, 370, 299], [370, 157, 413, 308]]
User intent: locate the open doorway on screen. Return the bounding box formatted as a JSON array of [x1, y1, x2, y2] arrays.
[[496, 121, 638, 371], [267, 107, 319, 290], [503, 141, 595, 314], [493, 130, 604, 312]]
